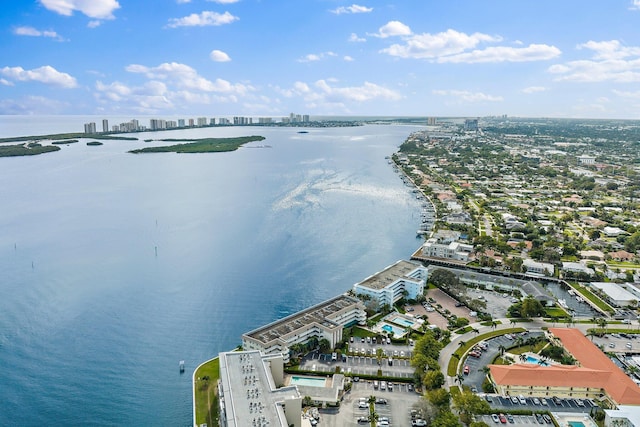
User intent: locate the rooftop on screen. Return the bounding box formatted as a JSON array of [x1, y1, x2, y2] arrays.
[[490, 328, 640, 405], [219, 351, 300, 427], [244, 294, 361, 344], [355, 260, 423, 291]]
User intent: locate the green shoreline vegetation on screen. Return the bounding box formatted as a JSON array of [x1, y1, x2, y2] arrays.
[[0, 143, 61, 157], [129, 135, 265, 154], [51, 139, 79, 145], [0, 133, 137, 143]]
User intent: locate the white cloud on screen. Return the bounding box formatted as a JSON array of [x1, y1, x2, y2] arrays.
[[349, 33, 366, 43], [313, 80, 401, 102], [438, 44, 561, 63], [39, 0, 120, 19], [13, 26, 65, 41], [125, 62, 252, 95], [521, 86, 548, 94], [630, 0, 640, 10], [210, 49, 231, 62], [0, 65, 77, 88], [167, 11, 238, 28], [331, 4, 373, 14], [371, 21, 412, 38], [433, 89, 503, 103], [613, 89, 640, 98], [297, 52, 337, 63], [1, 78, 13, 86], [548, 39, 640, 82], [380, 28, 501, 59], [87, 20, 102, 28], [343, 55, 354, 62], [0, 95, 69, 114]]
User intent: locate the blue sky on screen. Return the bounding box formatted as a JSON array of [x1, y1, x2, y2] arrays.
[[2, 0, 640, 118]]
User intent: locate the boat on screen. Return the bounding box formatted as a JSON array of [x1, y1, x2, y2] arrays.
[[558, 299, 569, 309], [179, 360, 185, 373]]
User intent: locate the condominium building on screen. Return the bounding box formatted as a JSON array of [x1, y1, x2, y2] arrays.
[[352, 260, 427, 307], [197, 117, 207, 126], [102, 119, 109, 133], [83, 122, 96, 134], [242, 294, 365, 363], [217, 350, 302, 427], [489, 328, 640, 407], [421, 239, 473, 261]]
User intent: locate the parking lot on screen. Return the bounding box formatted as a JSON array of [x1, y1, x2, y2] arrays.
[[319, 380, 421, 427], [478, 412, 553, 426], [299, 336, 416, 378], [485, 394, 597, 414]]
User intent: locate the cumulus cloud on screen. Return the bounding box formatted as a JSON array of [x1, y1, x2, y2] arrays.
[[125, 62, 252, 95], [277, 79, 401, 108], [39, 0, 120, 19], [331, 4, 373, 14], [433, 89, 503, 103], [88, 20, 102, 28], [210, 49, 231, 62], [167, 11, 238, 28], [371, 21, 412, 38], [349, 33, 366, 43], [548, 39, 640, 82], [343, 55, 354, 62], [380, 28, 501, 59], [630, 0, 640, 10], [13, 26, 65, 41], [521, 86, 548, 94], [0, 65, 77, 88], [297, 52, 337, 63], [437, 44, 560, 63]]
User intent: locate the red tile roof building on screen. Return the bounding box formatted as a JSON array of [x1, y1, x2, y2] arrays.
[[489, 328, 640, 406]]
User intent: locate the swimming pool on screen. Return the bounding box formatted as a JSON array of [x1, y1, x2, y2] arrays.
[[390, 316, 415, 327], [289, 376, 327, 387], [525, 355, 549, 366], [568, 422, 585, 427], [381, 323, 406, 337]]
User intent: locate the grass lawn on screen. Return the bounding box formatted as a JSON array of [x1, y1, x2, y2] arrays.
[[571, 283, 615, 314], [194, 357, 220, 427], [508, 341, 548, 355], [544, 307, 569, 318], [350, 326, 377, 338]]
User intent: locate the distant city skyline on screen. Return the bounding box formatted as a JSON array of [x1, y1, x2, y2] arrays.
[[2, 1, 640, 118]]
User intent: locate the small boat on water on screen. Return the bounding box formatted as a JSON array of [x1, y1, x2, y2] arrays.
[[558, 299, 569, 309], [179, 360, 185, 373]]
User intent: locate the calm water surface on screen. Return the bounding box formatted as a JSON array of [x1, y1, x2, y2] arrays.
[[0, 119, 424, 425]]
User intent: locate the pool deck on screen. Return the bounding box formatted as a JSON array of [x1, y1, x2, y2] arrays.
[[552, 412, 598, 427]]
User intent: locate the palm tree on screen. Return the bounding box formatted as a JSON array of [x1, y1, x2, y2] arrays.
[[458, 341, 467, 350], [472, 328, 480, 335], [455, 373, 465, 385], [519, 353, 527, 363], [491, 320, 498, 330]]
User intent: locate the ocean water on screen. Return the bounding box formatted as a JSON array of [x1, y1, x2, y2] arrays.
[[0, 118, 425, 426]]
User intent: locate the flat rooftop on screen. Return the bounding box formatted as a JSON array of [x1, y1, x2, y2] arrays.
[[244, 294, 360, 344], [355, 260, 422, 291], [219, 351, 299, 427]]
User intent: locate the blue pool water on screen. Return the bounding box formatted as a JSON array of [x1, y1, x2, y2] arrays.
[[568, 422, 586, 427], [290, 376, 327, 387], [382, 323, 406, 337], [392, 317, 415, 327], [526, 355, 550, 366]]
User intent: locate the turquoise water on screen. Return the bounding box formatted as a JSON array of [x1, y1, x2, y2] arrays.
[[0, 119, 425, 425], [290, 376, 327, 387], [569, 422, 586, 427], [526, 355, 550, 366], [392, 317, 415, 327], [382, 323, 407, 337]]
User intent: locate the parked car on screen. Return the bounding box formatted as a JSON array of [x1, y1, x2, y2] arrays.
[[491, 414, 500, 423], [533, 397, 540, 405], [376, 398, 387, 404], [540, 398, 548, 405], [535, 413, 544, 424], [499, 413, 507, 424], [575, 398, 585, 407], [510, 396, 519, 404], [507, 414, 514, 424], [543, 414, 552, 424], [463, 365, 470, 375]]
